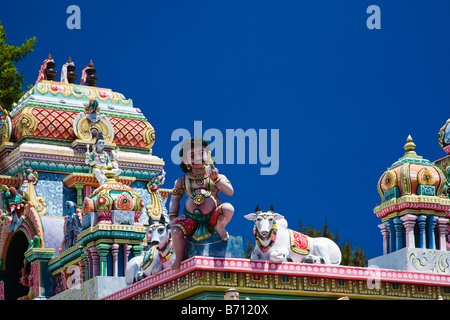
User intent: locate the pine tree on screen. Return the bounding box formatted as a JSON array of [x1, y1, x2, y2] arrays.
[[299, 219, 368, 267], [0, 21, 36, 111]]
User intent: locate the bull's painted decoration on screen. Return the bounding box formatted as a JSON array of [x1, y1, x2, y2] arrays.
[[0, 55, 448, 300]]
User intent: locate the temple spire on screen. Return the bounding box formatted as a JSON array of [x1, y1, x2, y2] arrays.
[[66, 57, 77, 84], [44, 53, 57, 81], [81, 60, 98, 86], [85, 60, 98, 87], [402, 135, 421, 159]]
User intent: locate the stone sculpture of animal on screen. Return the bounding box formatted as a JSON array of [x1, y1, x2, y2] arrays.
[[125, 215, 174, 285], [244, 205, 341, 265]]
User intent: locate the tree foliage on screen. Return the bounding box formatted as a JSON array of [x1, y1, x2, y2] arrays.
[[0, 21, 36, 111], [299, 219, 368, 267]]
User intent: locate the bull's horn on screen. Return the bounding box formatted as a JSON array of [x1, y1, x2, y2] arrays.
[[269, 204, 274, 212], [255, 204, 261, 213]]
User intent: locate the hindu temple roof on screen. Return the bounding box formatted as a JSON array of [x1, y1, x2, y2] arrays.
[[11, 80, 142, 119]]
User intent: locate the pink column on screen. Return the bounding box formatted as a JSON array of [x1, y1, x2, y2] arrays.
[[123, 244, 132, 274], [437, 218, 449, 251], [401, 214, 417, 249], [378, 223, 390, 255], [89, 246, 99, 278], [111, 243, 120, 277]]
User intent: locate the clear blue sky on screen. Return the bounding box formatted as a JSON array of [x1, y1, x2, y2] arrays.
[[2, 0, 450, 259]]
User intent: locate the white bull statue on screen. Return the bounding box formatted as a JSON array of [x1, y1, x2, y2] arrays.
[[125, 216, 175, 285], [244, 206, 341, 265]]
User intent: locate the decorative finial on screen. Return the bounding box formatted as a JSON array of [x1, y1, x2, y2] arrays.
[[61, 57, 77, 84], [402, 135, 420, 159], [404, 135, 415, 151], [81, 60, 98, 86], [44, 53, 57, 81], [85, 60, 98, 87]]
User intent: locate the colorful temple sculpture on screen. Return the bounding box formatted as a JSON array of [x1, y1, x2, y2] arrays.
[[0, 56, 169, 300], [0, 55, 448, 300], [370, 135, 450, 274]]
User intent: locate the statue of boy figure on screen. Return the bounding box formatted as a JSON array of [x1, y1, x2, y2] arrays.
[[85, 132, 122, 185], [169, 138, 234, 269]]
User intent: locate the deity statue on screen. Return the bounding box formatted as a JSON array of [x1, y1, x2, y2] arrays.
[[169, 138, 234, 269], [0, 185, 29, 232], [85, 98, 101, 123], [85, 132, 122, 185]]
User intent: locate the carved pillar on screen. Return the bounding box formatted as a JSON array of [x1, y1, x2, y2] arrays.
[[393, 217, 404, 251], [74, 183, 84, 208], [417, 215, 427, 249], [84, 185, 92, 198], [111, 243, 120, 277], [84, 249, 92, 280], [386, 219, 396, 253], [378, 223, 390, 255], [400, 214, 417, 249], [427, 215, 438, 250], [123, 244, 132, 272], [437, 218, 449, 251], [24, 248, 55, 299], [97, 244, 111, 277], [132, 245, 144, 258], [81, 252, 89, 281], [78, 260, 86, 283], [89, 246, 100, 278]]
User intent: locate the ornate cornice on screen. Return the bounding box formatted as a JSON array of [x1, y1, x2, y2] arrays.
[[374, 195, 450, 218], [63, 173, 136, 188], [103, 257, 450, 300]]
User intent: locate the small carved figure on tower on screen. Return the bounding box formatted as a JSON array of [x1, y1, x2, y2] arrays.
[[0, 185, 29, 232], [85, 132, 122, 185]]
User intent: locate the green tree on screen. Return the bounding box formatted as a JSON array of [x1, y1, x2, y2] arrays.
[[244, 239, 254, 259], [299, 219, 368, 267], [0, 21, 36, 111]]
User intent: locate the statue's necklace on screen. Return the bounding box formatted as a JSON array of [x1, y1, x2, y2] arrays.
[[97, 152, 106, 164], [186, 173, 211, 205], [254, 220, 278, 253], [187, 172, 209, 186]]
